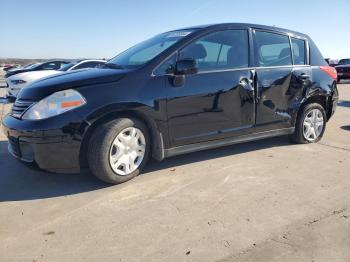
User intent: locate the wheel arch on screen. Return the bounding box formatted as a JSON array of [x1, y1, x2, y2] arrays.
[[79, 108, 165, 169], [294, 94, 332, 126]]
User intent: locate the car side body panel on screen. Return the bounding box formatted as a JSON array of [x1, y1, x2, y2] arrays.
[[1, 23, 338, 174]]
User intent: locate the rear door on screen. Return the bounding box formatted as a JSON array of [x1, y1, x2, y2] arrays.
[[253, 30, 310, 131], [164, 29, 255, 147]]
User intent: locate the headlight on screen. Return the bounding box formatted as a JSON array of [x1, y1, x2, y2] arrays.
[[11, 79, 26, 85], [22, 89, 86, 120]]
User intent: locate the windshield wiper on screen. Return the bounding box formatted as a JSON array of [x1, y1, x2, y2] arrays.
[[104, 63, 124, 69]]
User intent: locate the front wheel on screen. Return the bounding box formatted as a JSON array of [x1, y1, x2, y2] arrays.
[[290, 103, 327, 144], [87, 118, 150, 184]]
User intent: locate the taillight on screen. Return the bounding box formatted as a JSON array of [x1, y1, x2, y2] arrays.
[[320, 66, 337, 80]]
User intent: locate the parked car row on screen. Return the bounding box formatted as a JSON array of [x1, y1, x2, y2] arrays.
[[5, 60, 106, 99], [1, 23, 339, 185]]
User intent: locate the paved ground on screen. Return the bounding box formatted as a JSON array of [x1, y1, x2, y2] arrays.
[[0, 70, 350, 261]]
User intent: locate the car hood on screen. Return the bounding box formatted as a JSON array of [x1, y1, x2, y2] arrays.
[[18, 68, 132, 101]]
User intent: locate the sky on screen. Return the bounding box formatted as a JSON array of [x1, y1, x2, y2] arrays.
[[1, 0, 349, 60]]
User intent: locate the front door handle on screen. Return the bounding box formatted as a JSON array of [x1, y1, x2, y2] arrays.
[[300, 73, 310, 80], [240, 78, 254, 92]]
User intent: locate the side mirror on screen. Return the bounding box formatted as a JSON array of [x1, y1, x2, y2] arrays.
[[175, 59, 198, 75]]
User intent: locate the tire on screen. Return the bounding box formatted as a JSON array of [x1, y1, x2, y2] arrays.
[[87, 117, 150, 184], [290, 103, 327, 144]]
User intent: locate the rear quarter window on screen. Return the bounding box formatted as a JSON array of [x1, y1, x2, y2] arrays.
[[291, 38, 306, 65]]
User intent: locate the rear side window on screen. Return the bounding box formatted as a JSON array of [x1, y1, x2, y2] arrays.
[[179, 30, 249, 72], [291, 38, 306, 65], [254, 31, 292, 67]]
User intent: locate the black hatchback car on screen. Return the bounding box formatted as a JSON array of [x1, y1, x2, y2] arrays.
[[2, 23, 339, 184]]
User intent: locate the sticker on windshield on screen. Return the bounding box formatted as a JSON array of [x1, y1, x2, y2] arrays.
[[166, 31, 192, 38]]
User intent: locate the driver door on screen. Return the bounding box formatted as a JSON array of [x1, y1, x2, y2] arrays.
[[165, 29, 255, 147]]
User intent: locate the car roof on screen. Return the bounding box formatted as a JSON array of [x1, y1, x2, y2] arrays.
[[171, 23, 309, 38]]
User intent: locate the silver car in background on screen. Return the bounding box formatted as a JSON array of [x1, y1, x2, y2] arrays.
[[6, 59, 106, 99]]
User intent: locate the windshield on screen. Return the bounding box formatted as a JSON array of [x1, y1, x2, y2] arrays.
[[107, 30, 194, 69], [339, 59, 350, 65], [23, 63, 33, 68], [58, 62, 76, 71], [31, 62, 44, 69], [21, 63, 40, 69]]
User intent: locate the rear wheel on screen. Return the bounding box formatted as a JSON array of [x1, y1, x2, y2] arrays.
[[88, 118, 150, 184], [290, 103, 326, 144]]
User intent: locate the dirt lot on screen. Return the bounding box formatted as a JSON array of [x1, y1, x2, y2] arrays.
[[0, 69, 350, 261]]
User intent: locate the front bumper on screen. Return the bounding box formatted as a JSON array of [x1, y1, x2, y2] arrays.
[[2, 115, 82, 174]]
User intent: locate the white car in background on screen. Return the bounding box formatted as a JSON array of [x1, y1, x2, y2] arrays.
[[6, 59, 106, 99]]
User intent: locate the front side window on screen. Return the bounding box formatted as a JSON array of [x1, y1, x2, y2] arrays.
[[179, 30, 249, 72], [255, 31, 292, 67], [291, 38, 306, 65], [108, 30, 194, 69]]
